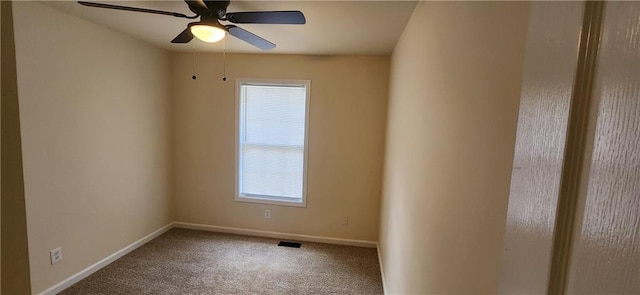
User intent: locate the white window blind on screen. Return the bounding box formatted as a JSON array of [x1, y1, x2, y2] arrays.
[[237, 81, 309, 204]]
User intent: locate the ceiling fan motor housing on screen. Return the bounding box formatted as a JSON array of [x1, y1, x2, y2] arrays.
[[187, 0, 230, 18], [189, 16, 226, 30]]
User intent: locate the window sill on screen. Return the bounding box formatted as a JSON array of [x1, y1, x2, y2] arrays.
[[234, 195, 306, 208]]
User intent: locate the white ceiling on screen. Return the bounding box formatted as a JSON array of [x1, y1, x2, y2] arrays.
[[42, 1, 417, 55]]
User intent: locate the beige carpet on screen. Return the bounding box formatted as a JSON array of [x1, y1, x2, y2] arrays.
[[60, 228, 383, 294]]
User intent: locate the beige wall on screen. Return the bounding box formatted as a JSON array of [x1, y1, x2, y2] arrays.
[[2, 1, 32, 293], [379, 2, 529, 293], [173, 53, 388, 241], [12, 2, 173, 293]]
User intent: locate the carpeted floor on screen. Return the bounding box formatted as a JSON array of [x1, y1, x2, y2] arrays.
[[60, 228, 383, 294]]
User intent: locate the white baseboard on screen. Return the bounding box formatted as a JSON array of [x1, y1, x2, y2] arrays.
[[39, 223, 173, 295], [173, 222, 377, 248], [376, 242, 388, 295]]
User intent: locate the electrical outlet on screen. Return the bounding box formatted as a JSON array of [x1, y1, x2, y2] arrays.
[[341, 216, 349, 225], [264, 210, 271, 219], [50, 247, 63, 265]]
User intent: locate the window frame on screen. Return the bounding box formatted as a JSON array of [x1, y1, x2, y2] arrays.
[[234, 78, 311, 208]]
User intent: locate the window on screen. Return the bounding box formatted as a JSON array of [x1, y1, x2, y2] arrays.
[[235, 79, 310, 207]]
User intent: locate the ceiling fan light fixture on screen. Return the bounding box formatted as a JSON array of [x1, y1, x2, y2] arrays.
[[190, 23, 226, 43]]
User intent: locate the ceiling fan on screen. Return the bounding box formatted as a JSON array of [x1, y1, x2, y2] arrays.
[[77, 0, 306, 50]]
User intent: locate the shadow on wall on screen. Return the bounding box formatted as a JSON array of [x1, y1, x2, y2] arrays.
[[1, 1, 32, 294]]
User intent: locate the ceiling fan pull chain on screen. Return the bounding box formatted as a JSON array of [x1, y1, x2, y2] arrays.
[[192, 42, 197, 80], [222, 35, 227, 82]]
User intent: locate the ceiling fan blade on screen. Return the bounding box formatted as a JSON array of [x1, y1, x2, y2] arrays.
[[77, 1, 198, 19], [171, 28, 194, 44], [225, 11, 306, 24], [226, 25, 275, 50]]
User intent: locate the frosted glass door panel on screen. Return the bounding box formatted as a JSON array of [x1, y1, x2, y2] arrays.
[[498, 2, 584, 293], [568, 2, 640, 293]]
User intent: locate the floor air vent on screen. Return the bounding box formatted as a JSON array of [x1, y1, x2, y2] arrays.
[[278, 241, 302, 248]]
